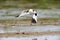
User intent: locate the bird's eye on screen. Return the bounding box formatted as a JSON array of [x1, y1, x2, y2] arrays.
[[35, 13, 37, 16]]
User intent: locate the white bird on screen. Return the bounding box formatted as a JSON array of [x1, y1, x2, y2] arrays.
[[16, 9, 37, 24], [16, 9, 37, 17], [31, 13, 37, 24]]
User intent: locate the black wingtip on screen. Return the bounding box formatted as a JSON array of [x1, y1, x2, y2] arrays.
[[15, 15, 19, 17]]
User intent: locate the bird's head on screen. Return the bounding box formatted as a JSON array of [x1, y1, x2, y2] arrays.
[[29, 9, 37, 15], [29, 9, 34, 13]]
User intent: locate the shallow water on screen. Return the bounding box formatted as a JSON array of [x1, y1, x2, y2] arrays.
[[0, 9, 60, 20], [0, 35, 60, 40], [0, 9, 60, 40], [0, 25, 60, 33]]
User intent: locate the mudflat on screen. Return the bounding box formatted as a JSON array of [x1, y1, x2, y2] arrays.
[[0, 18, 60, 26]]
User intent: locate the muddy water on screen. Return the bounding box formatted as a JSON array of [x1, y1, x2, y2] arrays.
[[0, 9, 60, 40], [0, 25, 60, 33], [0, 35, 60, 40], [0, 9, 60, 33], [0, 9, 60, 20]]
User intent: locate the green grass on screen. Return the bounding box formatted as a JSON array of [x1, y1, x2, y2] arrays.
[[0, 0, 60, 9]]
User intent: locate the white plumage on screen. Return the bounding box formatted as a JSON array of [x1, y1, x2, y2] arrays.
[[33, 14, 37, 22], [18, 9, 36, 17], [17, 9, 37, 23]]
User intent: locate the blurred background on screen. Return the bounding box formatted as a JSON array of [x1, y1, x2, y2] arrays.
[[0, 0, 60, 9]]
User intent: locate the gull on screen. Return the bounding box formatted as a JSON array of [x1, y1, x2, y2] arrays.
[[16, 9, 37, 25], [16, 9, 36, 17]]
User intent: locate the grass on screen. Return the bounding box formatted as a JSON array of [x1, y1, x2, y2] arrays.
[[0, 0, 60, 9]]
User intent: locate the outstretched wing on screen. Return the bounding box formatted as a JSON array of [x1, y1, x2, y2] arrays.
[[18, 10, 30, 17], [16, 9, 37, 17]]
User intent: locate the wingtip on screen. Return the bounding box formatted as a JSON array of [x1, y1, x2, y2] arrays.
[[15, 15, 19, 17]]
